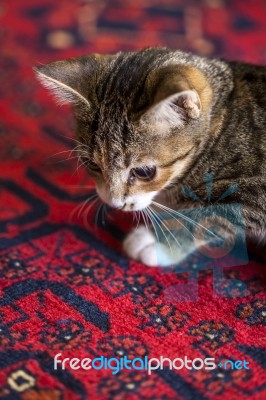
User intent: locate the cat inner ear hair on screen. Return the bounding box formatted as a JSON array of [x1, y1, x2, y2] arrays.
[[143, 89, 201, 129], [141, 65, 212, 129], [33, 56, 99, 108]]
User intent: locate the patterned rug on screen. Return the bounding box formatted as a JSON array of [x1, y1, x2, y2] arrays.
[[0, 1, 265, 399]]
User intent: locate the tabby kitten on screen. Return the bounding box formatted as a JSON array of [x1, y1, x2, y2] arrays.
[[34, 47, 266, 266]]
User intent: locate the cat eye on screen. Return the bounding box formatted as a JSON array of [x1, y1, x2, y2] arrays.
[[88, 162, 101, 173], [131, 166, 156, 180]]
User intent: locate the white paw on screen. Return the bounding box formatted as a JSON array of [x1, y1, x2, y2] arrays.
[[123, 225, 194, 267], [123, 226, 158, 266]]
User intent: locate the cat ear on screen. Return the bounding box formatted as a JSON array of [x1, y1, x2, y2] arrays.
[[142, 89, 201, 129], [33, 56, 99, 108], [141, 65, 210, 130]]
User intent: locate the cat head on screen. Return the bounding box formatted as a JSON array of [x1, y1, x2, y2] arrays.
[[34, 48, 213, 211]]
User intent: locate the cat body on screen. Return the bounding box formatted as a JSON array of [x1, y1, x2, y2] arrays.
[[34, 48, 266, 266]]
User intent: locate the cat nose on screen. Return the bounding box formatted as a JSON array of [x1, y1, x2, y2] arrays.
[[111, 199, 125, 209]]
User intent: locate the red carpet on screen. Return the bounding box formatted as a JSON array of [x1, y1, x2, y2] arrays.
[[0, 1, 265, 399]]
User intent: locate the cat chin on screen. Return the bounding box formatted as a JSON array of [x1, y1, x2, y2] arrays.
[[123, 191, 159, 211]]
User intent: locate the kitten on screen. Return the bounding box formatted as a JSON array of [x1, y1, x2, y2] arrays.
[[34, 47, 266, 266]]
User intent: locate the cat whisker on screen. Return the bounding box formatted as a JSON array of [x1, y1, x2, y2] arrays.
[[143, 209, 151, 232], [78, 193, 98, 219], [55, 135, 93, 153], [133, 211, 141, 229], [54, 156, 82, 164], [70, 157, 90, 179], [147, 206, 180, 259], [151, 201, 219, 240], [145, 207, 163, 244], [147, 206, 179, 255], [145, 208, 161, 250], [140, 210, 148, 232], [44, 143, 90, 168], [83, 197, 101, 230], [94, 202, 105, 228], [151, 201, 198, 242], [44, 149, 79, 161], [56, 143, 87, 155], [56, 134, 83, 145], [136, 211, 141, 229], [69, 192, 98, 222], [64, 184, 96, 189], [102, 204, 108, 226]]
